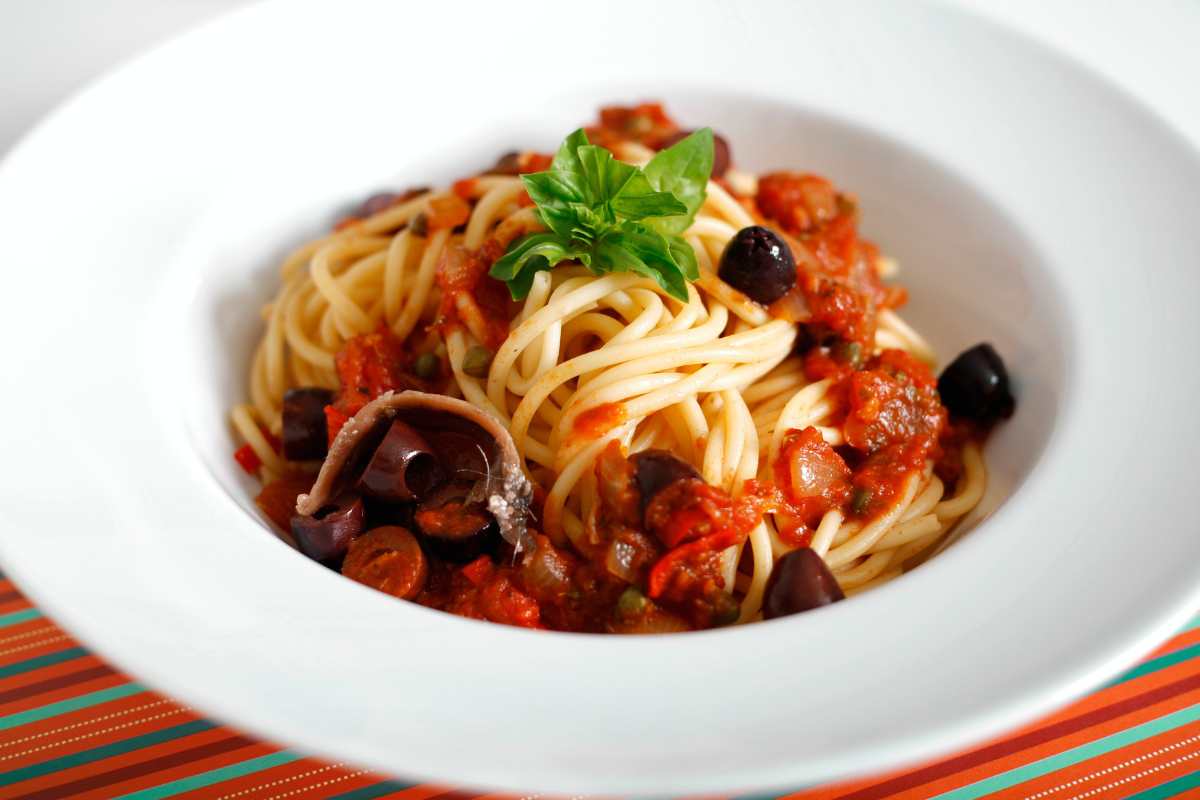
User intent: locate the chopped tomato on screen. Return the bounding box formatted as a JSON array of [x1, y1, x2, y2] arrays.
[[426, 195, 471, 230], [843, 349, 947, 454], [452, 178, 476, 199], [803, 348, 856, 383], [774, 427, 852, 527], [323, 405, 351, 446], [646, 529, 739, 613], [435, 240, 516, 349], [594, 441, 640, 528], [461, 555, 493, 586], [801, 273, 874, 350], [645, 479, 738, 549], [234, 443, 261, 475], [254, 475, 313, 533], [757, 172, 838, 234], [851, 437, 935, 517], [476, 575, 541, 628], [587, 102, 679, 148]]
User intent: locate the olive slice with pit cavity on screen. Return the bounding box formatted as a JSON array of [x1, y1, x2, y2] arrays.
[[358, 419, 444, 502], [290, 493, 364, 565], [413, 481, 499, 563], [341, 525, 428, 600], [281, 387, 334, 461], [763, 548, 845, 619], [718, 225, 797, 305]]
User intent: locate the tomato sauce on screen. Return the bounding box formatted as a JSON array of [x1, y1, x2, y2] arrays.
[[572, 403, 628, 441]]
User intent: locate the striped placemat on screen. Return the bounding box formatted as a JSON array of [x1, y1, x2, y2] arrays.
[[0, 572, 1196, 800]]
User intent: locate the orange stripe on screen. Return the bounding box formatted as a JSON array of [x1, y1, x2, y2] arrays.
[[1143, 625, 1200, 657], [0, 620, 61, 653], [0, 654, 108, 693], [987, 719, 1200, 799], [783, 658, 1200, 799], [0, 633, 76, 664]]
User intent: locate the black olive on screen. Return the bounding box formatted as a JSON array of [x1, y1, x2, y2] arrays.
[[937, 343, 1015, 424], [358, 419, 444, 502], [659, 129, 731, 178], [487, 151, 522, 175], [291, 493, 364, 566], [629, 450, 700, 520], [413, 481, 499, 563], [763, 548, 845, 619], [281, 387, 334, 461], [717, 226, 796, 305]]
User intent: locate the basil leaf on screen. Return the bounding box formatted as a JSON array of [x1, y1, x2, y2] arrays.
[[599, 227, 690, 301], [490, 232, 585, 298], [643, 128, 713, 235], [522, 171, 586, 209], [550, 128, 590, 179], [611, 171, 688, 220]]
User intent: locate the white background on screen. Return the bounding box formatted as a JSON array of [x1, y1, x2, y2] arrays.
[[0, 1, 1198, 157]]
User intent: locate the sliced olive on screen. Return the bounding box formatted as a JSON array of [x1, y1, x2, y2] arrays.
[[291, 493, 364, 565], [413, 481, 499, 562], [358, 419, 443, 502], [629, 449, 701, 519], [281, 387, 333, 460], [763, 548, 845, 619], [937, 343, 1015, 424], [341, 525, 428, 600], [718, 225, 797, 305]]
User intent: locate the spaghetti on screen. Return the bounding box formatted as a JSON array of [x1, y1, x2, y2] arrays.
[[232, 103, 1012, 632]]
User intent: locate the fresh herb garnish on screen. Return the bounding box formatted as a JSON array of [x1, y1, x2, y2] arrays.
[[489, 127, 714, 301]]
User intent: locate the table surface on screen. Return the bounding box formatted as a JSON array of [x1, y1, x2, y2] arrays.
[[2, 2, 1199, 798]]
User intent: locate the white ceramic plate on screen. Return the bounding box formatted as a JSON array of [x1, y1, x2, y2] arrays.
[[1, 0, 1198, 795]]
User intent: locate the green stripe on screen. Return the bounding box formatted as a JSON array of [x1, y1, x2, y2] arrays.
[[1110, 642, 1200, 687], [0, 609, 40, 628], [327, 780, 414, 800], [112, 751, 299, 799], [931, 704, 1200, 799], [0, 646, 87, 679], [0, 683, 142, 730], [0, 719, 214, 787], [1125, 770, 1200, 800]]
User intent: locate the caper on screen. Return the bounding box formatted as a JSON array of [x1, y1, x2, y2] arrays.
[[851, 488, 872, 515], [413, 352, 439, 380], [616, 586, 648, 618], [461, 345, 493, 378]]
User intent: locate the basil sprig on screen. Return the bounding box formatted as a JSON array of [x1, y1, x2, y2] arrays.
[[489, 127, 714, 301]]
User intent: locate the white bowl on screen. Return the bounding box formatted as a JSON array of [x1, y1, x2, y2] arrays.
[[1, 1, 1198, 795]]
